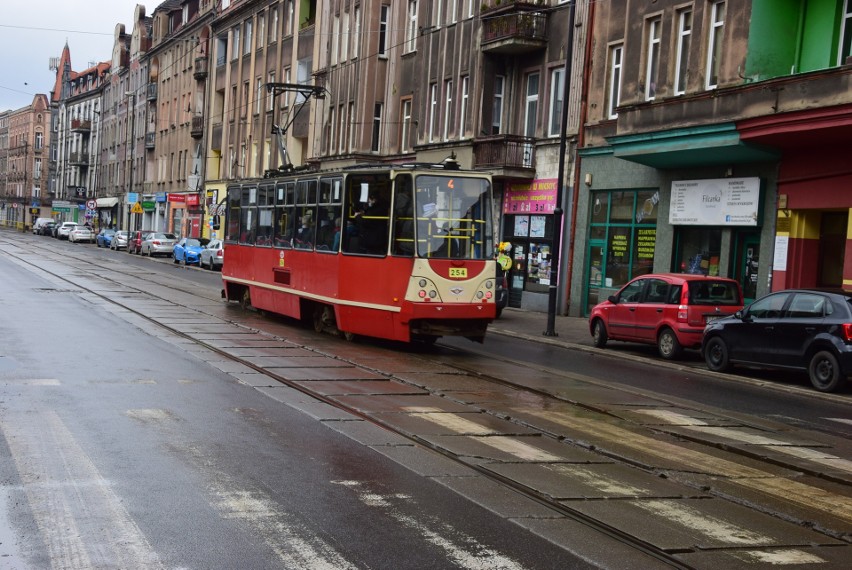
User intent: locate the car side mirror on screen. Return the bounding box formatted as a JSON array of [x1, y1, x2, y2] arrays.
[[608, 295, 619, 304]]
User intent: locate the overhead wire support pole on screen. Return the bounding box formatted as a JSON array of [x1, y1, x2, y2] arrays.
[[545, 0, 576, 337]]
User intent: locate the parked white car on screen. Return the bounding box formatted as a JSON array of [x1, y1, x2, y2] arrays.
[[199, 239, 224, 270], [56, 222, 78, 240], [68, 225, 94, 243]]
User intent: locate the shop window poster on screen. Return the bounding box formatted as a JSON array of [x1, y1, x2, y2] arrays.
[[514, 216, 530, 237], [530, 215, 546, 238]]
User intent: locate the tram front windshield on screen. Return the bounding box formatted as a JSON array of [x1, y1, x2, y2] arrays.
[[412, 175, 493, 260]]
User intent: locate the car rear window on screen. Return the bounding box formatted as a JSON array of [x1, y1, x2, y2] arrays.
[[688, 280, 740, 305]]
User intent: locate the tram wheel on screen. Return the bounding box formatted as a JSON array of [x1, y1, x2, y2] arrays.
[[342, 331, 356, 342], [239, 288, 252, 310]]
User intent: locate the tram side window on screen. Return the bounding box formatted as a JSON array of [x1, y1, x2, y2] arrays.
[[256, 185, 275, 246], [225, 186, 241, 242], [392, 174, 414, 256], [317, 177, 343, 252], [239, 186, 258, 245], [294, 179, 318, 249], [274, 182, 295, 248], [343, 173, 391, 255]]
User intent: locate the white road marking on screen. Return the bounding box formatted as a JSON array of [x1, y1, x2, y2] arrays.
[[636, 409, 852, 475], [0, 410, 162, 569], [1, 378, 60, 385], [824, 417, 852, 426], [633, 500, 770, 545], [334, 480, 528, 570], [407, 409, 564, 461], [551, 465, 648, 497], [735, 549, 826, 564]]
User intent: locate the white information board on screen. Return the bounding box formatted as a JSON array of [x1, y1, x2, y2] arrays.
[[669, 177, 760, 226]]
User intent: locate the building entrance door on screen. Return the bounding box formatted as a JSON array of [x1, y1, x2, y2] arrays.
[[734, 232, 760, 305], [584, 239, 606, 315]]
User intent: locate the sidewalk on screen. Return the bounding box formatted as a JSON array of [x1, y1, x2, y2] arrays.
[[488, 308, 592, 349]]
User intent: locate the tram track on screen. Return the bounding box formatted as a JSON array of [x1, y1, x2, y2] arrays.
[[5, 232, 852, 567]]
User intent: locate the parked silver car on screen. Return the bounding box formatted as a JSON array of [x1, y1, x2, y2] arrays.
[[199, 239, 224, 270], [140, 232, 178, 257], [110, 230, 129, 250], [68, 225, 94, 243]]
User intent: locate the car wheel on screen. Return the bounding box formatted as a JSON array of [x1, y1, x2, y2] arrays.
[[657, 328, 683, 360], [704, 336, 731, 372], [809, 350, 846, 392], [148, 249, 153, 257], [592, 319, 608, 348]]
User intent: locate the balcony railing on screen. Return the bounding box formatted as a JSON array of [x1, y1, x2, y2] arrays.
[[481, 12, 547, 54], [68, 151, 90, 166], [145, 132, 156, 149], [191, 115, 204, 138], [194, 56, 209, 80], [146, 82, 158, 101], [70, 119, 92, 133], [473, 135, 536, 170]]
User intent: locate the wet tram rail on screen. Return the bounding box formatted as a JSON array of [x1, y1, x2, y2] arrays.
[[5, 232, 852, 569]]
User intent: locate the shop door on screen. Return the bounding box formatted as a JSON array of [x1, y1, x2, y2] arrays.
[[508, 242, 526, 308], [584, 239, 606, 315], [818, 212, 847, 288], [734, 232, 760, 305]]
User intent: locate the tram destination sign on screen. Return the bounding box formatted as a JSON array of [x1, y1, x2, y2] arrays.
[[669, 177, 759, 226]]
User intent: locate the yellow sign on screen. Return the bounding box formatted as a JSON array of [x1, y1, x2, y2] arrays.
[[449, 268, 467, 279], [131, 202, 144, 214]]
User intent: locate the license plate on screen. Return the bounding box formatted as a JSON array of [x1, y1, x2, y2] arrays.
[[705, 315, 721, 324], [449, 268, 467, 278]]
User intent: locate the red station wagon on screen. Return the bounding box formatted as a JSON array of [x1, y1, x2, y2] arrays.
[[589, 273, 744, 359]]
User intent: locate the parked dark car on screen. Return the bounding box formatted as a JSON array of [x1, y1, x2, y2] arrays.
[[38, 221, 57, 236], [703, 289, 852, 392], [589, 273, 743, 359]]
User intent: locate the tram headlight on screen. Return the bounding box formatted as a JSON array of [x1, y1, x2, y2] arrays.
[[419, 279, 427, 288], [428, 290, 437, 299], [485, 280, 493, 289], [476, 291, 484, 299]]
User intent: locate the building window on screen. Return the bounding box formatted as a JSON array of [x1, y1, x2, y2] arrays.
[[257, 14, 265, 50], [243, 20, 253, 56], [371, 103, 383, 152], [34, 158, 42, 178], [459, 76, 469, 140], [644, 17, 661, 100], [231, 26, 240, 60], [353, 7, 361, 58], [341, 11, 349, 61], [492, 76, 505, 135], [448, 0, 457, 24], [270, 7, 279, 43], [839, 0, 852, 65], [285, 0, 294, 36], [339, 104, 346, 154], [242, 82, 249, 118], [674, 8, 692, 95], [296, 58, 312, 103], [255, 77, 263, 115], [443, 79, 453, 141], [524, 72, 539, 139], [401, 98, 412, 152], [379, 5, 389, 57], [706, 1, 725, 89], [332, 16, 340, 66], [348, 102, 356, 151], [405, 1, 418, 53], [607, 44, 623, 119], [267, 72, 275, 111], [548, 67, 564, 137], [328, 106, 336, 154], [35, 131, 44, 150], [429, 83, 438, 142]]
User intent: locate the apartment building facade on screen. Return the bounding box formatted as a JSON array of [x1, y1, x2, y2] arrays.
[[3, 95, 51, 229], [571, 0, 852, 316], [205, 0, 587, 312]]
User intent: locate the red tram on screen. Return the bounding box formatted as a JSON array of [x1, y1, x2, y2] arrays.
[[221, 162, 498, 343]]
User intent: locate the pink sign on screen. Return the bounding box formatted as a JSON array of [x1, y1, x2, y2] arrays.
[[502, 179, 558, 214]]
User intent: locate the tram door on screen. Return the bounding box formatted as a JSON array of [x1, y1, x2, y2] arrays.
[[584, 239, 606, 315]]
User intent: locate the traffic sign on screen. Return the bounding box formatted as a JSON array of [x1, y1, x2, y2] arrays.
[[131, 202, 144, 214], [86, 199, 96, 209]]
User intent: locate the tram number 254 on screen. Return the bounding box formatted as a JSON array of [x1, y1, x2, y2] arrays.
[[449, 268, 468, 278]]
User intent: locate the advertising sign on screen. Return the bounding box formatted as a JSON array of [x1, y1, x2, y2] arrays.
[[669, 178, 759, 226], [502, 179, 558, 214]]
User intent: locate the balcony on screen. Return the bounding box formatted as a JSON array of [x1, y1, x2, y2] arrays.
[[473, 135, 536, 173], [146, 82, 158, 101], [68, 151, 90, 166], [70, 119, 92, 133], [194, 56, 209, 80], [481, 12, 547, 55], [191, 115, 204, 138], [145, 132, 156, 149], [480, 0, 547, 14]]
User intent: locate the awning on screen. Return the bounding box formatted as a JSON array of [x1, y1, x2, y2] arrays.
[[96, 197, 120, 208]]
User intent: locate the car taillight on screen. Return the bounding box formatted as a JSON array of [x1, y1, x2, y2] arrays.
[[677, 305, 688, 322], [842, 323, 852, 342], [216, 250, 223, 258]]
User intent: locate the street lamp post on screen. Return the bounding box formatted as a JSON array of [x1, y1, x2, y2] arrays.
[[545, 0, 577, 337]]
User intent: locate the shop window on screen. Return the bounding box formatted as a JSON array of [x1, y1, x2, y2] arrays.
[[675, 227, 721, 275]]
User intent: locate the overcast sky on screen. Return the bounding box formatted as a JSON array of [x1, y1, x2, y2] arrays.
[[0, 0, 143, 112]]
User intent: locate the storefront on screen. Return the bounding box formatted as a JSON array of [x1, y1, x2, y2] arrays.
[[500, 179, 558, 312]]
